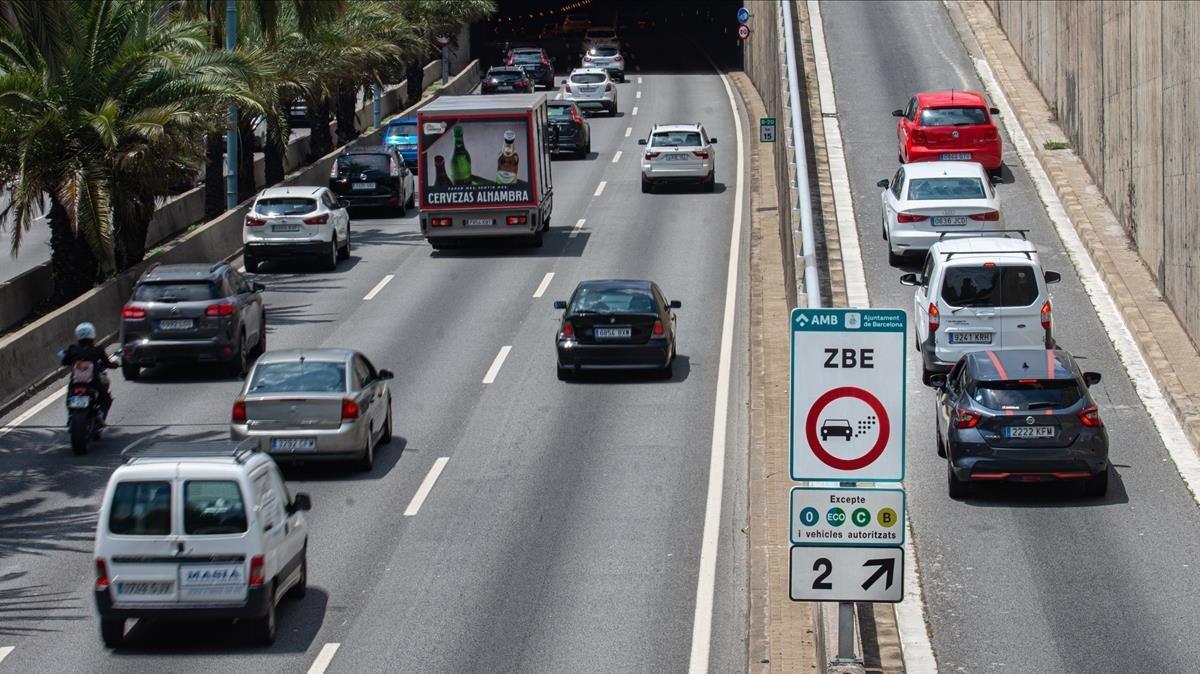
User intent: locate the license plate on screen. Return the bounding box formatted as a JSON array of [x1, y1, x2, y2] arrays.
[[932, 216, 969, 226], [116, 581, 172, 595], [271, 437, 317, 451], [352, 182, 376, 190], [272, 224, 300, 232], [949, 332, 992, 344], [158, 319, 194, 330], [663, 154, 689, 161], [1005, 426, 1057, 438], [940, 152, 971, 160], [496, 86, 513, 92], [67, 395, 91, 409], [595, 327, 632, 338], [464, 218, 495, 227]]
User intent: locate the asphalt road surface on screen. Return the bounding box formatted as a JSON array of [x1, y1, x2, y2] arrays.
[[821, 1, 1200, 672], [0, 44, 750, 673]]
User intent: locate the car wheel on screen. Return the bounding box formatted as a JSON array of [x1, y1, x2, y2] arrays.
[[100, 617, 125, 648], [121, 362, 140, 381], [1084, 466, 1109, 498], [249, 583, 276, 645], [356, 427, 375, 472], [406, 186, 415, 209], [936, 427, 947, 458], [324, 236, 339, 271], [254, 324, 267, 358], [288, 545, 307, 599], [659, 360, 674, 380], [381, 403, 393, 445], [888, 247, 905, 267], [882, 215, 888, 240], [703, 172, 715, 193], [244, 253, 260, 273], [898, 152, 905, 164], [921, 367, 934, 386], [229, 334, 248, 378], [947, 459, 971, 499], [338, 228, 351, 260], [641, 177, 653, 194], [557, 363, 574, 381]]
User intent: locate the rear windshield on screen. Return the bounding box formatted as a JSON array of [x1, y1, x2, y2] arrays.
[[920, 107, 988, 126], [570, 287, 658, 314], [489, 70, 524, 82], [133, 282, 220, 303], [255, 198, 316, 216], [184, 480, 247, 535], [651, 131, 702, 147], [385, 123, 417, 140], [571, 73, 606, 84], [589, 46, 619, 57], [109, 481, 172, 535], [248, 361, 346, 393], [907, 178, 986, 201], [548, 105, 574, 119], [588, 29, 616, 38], [969, 380, 1082, 411], [512, 52, 544, 64], [941, 265, 1039, 307], [336, 154, 390, 174]]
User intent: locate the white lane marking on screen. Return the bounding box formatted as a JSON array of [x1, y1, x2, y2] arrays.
[[611, 150, 623, 163], [975, 57, 1200, 494], [404, 457, 450, 516], [632, 106, 639, 116], [482, 345, 512, 384], [637, 76, 644, 84], [806, 1, 935, 670], [362, 274, 395, 301], [307, 643, 340, 674], [636, 90, 642, 99], [0, 389, 65, 437], [624, 127, 633, 137], [569, 218, 586, 239], [533, 272, 555, 298], [0, 647, 12, 665], [594, 181, 607, 196], [686, 63, 745, 674]]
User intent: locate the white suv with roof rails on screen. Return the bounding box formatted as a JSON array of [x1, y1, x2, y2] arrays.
[[93, 441, 311, 648], [243, 185, 351, 272], [562, 67, 618, 116], [901, 236, 1062, 384], [639, 123, 718, 193]]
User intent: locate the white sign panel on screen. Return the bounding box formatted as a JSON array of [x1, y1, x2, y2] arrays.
[[790, 487, 905, 546], [789, 545, 904, 603], [790, 308, 907, 481]]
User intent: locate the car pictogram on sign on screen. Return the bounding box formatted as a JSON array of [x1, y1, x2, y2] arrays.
[[820, 419, 853, 442]]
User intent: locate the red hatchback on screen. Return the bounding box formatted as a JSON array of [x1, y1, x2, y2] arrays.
[[893, 91, 1002, 171]]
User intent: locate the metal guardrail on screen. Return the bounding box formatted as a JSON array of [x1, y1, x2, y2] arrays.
[[781, 0, 822, 310]]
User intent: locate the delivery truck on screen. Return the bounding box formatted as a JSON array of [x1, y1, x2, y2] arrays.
[[417, 93, 554, 248]]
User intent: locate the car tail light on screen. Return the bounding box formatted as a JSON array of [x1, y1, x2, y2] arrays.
[[482, 80, 495, 90], [928, 303, 940, 333], [645, 151, 659, 160], [954, 407, 981, 429], [896, 213, 929, 223], [1040, 300, 1052, 330], [95, 558, 110, 590], [693, 150, 709, 159], [652, 320, 665, 337], [605, 83, 614, 92], [570, 107, 584, 125], [518, 81, 531, 90], [341, 398, 360, 420], [72, 386, 90, 396], [231, 399, 247, 423], [329, 162, 339, 179], [505, 56, 514, 66], [205, 302, 236, 317], [541, 55, 551, 66], [431, 217, 452, 227], [244, 215, 267, 227], [122, 305, 146, 319], [561, 320, 574, 339], [389, 159, 399, 177], [303, 213, 329, 225], [1079, 403, 1103, 427], [969, 210, 999, 221], [506, 215, 528, 225], [613, 55, 623, 62], [249, 555, 266, 586], [912, 128, 927, 144], [564, 82, 572, 93]]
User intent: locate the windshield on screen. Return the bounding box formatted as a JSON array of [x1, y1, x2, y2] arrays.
[[109, 481, 172, 535], [589, 46, 619, 57], [588, 29, 615, 38], [336, 154, 390, 175], [907, 178, 986, 201], [248, 361, 347, 393], [969, 380, 1082, 411], [570, 287, 658, 314], [570, 72, 606, 84], [255, 198, 316, 216], [941, 265, 1039, 307], [920, 107, 988, 126], [548, 105, 574, 119], [651, 131, 702, 147], [385, 123, 418, 142], [184, 480, 247, 535], [512, 52, 543, 64], [489, 70, 525, 82], [134, 282, 220, 303]]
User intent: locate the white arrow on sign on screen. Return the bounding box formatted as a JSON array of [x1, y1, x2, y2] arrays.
[[789, 545, 904, 603]]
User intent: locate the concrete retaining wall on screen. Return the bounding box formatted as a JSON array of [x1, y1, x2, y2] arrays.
[[985, 0, 1200, 347]]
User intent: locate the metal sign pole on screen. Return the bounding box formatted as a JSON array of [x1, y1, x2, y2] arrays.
[[441, 46, 450, 85], [837, 481, 856, 664], [224, 0, 238, 211]]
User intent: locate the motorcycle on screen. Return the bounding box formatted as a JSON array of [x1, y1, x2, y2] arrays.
[[59, 350, 104, 455]]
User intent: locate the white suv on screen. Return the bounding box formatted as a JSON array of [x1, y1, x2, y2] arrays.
[[900, 237, 1062, 384], [639, 124, 718, 193], [562, 68, 618, 116], [93, 441, 311, 647], [243, 186, 351, 272]]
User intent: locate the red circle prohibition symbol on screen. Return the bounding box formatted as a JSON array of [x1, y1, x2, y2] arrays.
[[805, 386, 890, 471]]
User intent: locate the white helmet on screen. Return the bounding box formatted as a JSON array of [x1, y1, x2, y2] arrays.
[[75, 322, 97, 341]]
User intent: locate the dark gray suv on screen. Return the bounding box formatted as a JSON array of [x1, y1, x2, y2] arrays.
[[119, 263, 267, 380]]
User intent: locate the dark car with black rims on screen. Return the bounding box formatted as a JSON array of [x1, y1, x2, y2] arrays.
[[506, 47, 555, 89], [547, 101, 591, 158], [329, 146, 414, 214], [554, 280, 680, 380], [930, 348, 1108, 499], [481, 67, 533, 94]]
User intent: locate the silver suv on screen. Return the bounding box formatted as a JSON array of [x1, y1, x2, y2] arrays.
[[639, 123, 717, 193], [243, 186, 351, 272]]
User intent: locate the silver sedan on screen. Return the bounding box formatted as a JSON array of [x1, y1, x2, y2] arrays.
[[230, 348, 394, 471]]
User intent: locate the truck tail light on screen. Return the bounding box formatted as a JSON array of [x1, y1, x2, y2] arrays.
[[431, 217, 452, 227], [1079, 404, 1103, 427], [969, 210, 999, 221], [896, 213, 928, 223], [231, 399, 247, 423], [954, 407, 981, 429], [506, 215, 528, 225], [560, 320, 574, 339], [122, 305, 146, 319], [303, 214, 329, 225], [205, 302, 236, 317], [249, 555, 266, 586], [1040, 300, 1052, 330], [95, 558, 110, 590], [341, 398, 360, 420], [928, 303, 940, 333], [244, 215, 266, 227]]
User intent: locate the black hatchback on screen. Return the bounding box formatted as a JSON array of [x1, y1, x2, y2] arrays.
[[481, 67, 533, 94], [547, 101, 591, 158], [553, 280, 680, 380], [930, 348, 1108, 499], [329, 146, 414, 214]]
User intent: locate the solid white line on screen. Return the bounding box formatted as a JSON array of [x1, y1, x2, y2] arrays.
[[636, 90, 642, 99], [624, 127, 633, 137], [533, 272, 555, 298], [0, 647, 12, 665], [975, 57, 1200, 494], [637, 76, 644, 84], [611, 150, 623, 163], [0, 389, 64, 437], [594, 181, 607, 196], [404, 457, 449, 516], [362, 274, 395, 301], [631, 106, 639, 116], [482, 345, 512, 384], [569, 218, 586, 239], [686, 63, 745, 674], [306, 643, 340, 674]]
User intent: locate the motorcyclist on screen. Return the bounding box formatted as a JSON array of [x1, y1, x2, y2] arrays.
[[60, 322, 116, 424]]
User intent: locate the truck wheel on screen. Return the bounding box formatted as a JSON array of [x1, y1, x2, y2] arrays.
[[100, 618, 125, 648], [249, 584, 277, 645], [528, 229, 544, 248]]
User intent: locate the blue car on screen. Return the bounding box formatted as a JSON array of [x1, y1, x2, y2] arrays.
[[383, 117, 419, 166]]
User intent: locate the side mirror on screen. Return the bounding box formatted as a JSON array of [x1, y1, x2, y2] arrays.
[[561, 79, 568, 86], [550, 56, 557, 62], [637, 138, 647, 145], [891, 109, 904, 117], [378, 369, 394, 380], [899, 273, 919, 287], [1044, 270, 1062, 284], [288, 492, 312, 513], [669, 300, 682, 309], [876, 179, 890, 188], [1083, 371, 1102, 387], [927, 373, 948, 389], [553, 300, 567, 310], [709, 137, 718, 143], [989, 107, 1001, 115], [252, 282, 266, 292], [990, 173, 1002, 184], [338, 198, 350, 209]]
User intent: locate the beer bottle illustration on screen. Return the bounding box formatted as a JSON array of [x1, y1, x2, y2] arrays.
[[449, 126, 472, 184], [496, 130, 520, 184], [433, 155, 452, 188]]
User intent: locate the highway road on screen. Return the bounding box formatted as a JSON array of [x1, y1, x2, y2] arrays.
[[0, 44, 750, 673], [821, 1, 1200, 672]]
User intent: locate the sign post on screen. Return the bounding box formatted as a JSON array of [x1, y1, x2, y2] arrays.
[[434, 36, 451, 85]]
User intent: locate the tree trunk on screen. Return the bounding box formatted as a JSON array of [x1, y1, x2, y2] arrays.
[[335, 87, 358, 146], [113, 196, 155, 271], [307, 97, 333, 161], [237, 114, 256, 202], [406, 60, 425, 105], [204, 132, 225, 219], [264, 115, 286, 186], [47, 195, 98, 305]]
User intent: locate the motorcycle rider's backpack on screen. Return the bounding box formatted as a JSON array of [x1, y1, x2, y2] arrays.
[[72, 360, 96, 384]]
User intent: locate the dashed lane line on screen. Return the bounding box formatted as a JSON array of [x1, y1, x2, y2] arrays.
[[636, 91, 642, 99], [482, 345, 512, 384], [362, 274, 395, 301], [638, 76, 644, 84], [533, 272, 555, 298], [569, 218, 586, 239], [624, 127, 633, 137], [0, 647, 13, 666], [594, 181, 607, 196], [632, 106, 639, 116], [307, 643, 340, 674], [612, 150, 623, 163], [404, 457, 450, 516]]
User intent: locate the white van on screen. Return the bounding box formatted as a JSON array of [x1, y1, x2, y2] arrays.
[[93, 442, 311, 647]]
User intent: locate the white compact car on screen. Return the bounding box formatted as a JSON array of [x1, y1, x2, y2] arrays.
[[582, 26, 619, 50], [638, 123, 717, 193], [562, 68, 618, 116], [93, 441, 311, 647], [901, 236, 1062, 384], [878, 161, 1001, 266], [582, 45, 625, 82], [243, 186, 351, 272]]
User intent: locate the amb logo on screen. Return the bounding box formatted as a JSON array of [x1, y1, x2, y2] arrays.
[[796, 313, 839, 327]]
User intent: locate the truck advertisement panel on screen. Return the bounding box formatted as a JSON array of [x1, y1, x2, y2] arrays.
[[420, 115, 535, 209]]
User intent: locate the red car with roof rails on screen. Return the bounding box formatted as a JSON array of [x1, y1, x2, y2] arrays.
[[893, 90, 1003, 172]]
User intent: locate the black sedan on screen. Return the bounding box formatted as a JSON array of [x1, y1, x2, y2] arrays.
[[481, 67, 533, 94], [329, 146, 414, 214], [929, 348, 1108, 499], [547, 101, 591, 158], [553, 280, 679, 380]]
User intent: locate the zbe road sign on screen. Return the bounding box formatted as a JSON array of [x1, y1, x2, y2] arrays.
[[790, 487, 905, 546], [790, 308, 906, 481], [790, 545, 904, 603]]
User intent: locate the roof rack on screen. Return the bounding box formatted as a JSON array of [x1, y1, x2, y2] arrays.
[[124, 439, 260, 464], [943, 249, 1032, 260], [937, 228, 1029, 241]]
